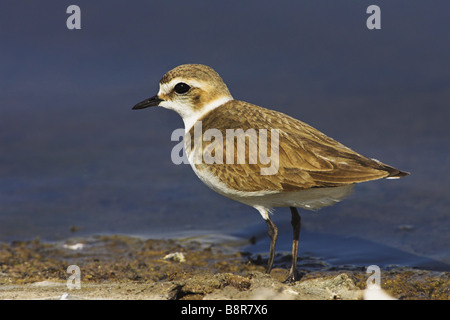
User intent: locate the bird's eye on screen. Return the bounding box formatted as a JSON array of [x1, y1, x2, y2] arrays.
[[174, 82, 191, 94]]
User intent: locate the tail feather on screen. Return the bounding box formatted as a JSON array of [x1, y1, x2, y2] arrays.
[[385, 167, 410, 179], [369, 158, 410, 179]]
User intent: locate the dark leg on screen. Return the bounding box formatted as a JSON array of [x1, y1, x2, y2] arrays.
[[265, 216, 278, 274], [285, 207, 301, 283]]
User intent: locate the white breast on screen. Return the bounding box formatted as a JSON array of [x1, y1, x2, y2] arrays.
[[187, 150, 354, 213]]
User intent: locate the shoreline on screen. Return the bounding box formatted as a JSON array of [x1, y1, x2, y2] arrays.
[[0, 235, 448, 300]]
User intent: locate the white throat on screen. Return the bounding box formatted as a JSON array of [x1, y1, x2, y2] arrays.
[[160, 96, 233, 133]]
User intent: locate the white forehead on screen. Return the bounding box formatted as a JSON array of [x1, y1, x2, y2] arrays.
[[158, 78, 205, 95]]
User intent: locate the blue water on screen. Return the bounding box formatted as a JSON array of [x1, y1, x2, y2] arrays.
[[0, 1, 449, 271]]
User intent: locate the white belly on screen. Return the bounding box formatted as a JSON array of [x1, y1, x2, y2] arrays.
[[188, 158, 354, 212]]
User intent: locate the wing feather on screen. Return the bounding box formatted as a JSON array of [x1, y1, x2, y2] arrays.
[[188, 100, 408, 192]]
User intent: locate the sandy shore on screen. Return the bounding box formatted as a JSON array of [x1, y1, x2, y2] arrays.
[[0, 235, 448, 300]]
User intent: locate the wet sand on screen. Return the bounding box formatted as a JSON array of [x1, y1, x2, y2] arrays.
[[0, 235, 448, 300]]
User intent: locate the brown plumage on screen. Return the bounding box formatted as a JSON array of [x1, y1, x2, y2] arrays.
[[188, 99, 408, 193], [133, 63, 410, 282]]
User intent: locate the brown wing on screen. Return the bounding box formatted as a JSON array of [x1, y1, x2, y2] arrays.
[[188, 100, 409, 192]]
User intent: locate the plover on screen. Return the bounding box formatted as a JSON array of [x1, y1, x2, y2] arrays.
[[132, 64, 409, 282]]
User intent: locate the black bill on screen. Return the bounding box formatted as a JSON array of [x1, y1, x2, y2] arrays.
[[132, 95, 163, 110]]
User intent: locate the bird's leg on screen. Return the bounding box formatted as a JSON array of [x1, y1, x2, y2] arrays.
[[264, 216, 278, 274], [285, 207, 301, 283]]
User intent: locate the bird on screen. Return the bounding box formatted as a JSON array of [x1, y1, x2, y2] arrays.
[[132, 64, 409, 282]]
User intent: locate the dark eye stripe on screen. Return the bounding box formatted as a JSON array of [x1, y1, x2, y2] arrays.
[[174, 82, 190, 94]]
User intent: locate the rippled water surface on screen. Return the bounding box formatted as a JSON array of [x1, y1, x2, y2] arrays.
[[0, 1, 449, 270]]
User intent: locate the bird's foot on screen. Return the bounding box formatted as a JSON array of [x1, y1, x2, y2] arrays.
[[283, 269, 300, 284]]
